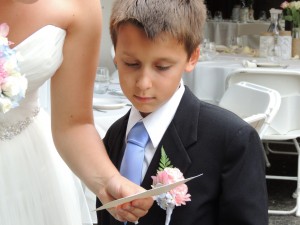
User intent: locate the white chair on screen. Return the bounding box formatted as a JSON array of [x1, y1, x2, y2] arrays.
[[226, 68, 300, 216], [219, 82, 281, 162], [219, 81, 281, 137]]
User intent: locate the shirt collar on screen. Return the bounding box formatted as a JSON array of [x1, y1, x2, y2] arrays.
[[127, 79, 185, 148]]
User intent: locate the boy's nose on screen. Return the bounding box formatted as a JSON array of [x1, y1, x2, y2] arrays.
[[136, 68, 153, 90]]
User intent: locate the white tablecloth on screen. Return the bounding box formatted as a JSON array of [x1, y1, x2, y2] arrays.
[[93, 84, 130, 138], [94, 105, 130, 138], [183, 54, 300, 105]]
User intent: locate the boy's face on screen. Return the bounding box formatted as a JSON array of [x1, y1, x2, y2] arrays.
[[114, 23, 199, 117]]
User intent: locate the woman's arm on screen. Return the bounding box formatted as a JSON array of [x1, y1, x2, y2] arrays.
[[50, 0, 152, 222]]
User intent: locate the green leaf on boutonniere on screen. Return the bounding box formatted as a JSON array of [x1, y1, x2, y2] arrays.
[[158, 146, 173, 172]]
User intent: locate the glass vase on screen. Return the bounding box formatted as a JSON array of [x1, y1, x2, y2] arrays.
[[267, 10, 282, 35], [292, 27, 300, 39], [248, 5, 254, 22], [292, 27, 300, 57]]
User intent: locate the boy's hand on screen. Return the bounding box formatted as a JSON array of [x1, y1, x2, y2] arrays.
[[98, 173, 153, 222]]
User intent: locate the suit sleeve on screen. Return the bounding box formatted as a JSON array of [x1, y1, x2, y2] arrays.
[[219, 125, 268, 225]]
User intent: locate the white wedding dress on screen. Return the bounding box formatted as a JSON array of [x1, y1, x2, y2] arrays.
[[0, 25, 93, 225]]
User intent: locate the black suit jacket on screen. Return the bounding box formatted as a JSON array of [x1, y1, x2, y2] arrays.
[[97, 87, 268, 225]]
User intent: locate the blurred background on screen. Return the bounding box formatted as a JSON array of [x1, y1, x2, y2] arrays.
[[205, 0, 284, 19], [99, 0, 287, 76]]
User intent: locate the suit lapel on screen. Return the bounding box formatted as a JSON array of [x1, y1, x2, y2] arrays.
[[139, 125, 194, 225], [139, 87, 201, 225], [105, 114, 129, 170], [141, 122, 193, 189], [142, 87, 200, 187]]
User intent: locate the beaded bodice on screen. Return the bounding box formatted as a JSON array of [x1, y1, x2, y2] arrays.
[[0, 25, 66, 140]]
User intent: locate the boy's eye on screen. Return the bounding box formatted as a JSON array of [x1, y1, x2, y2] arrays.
[[156, 65, 171, 71], [124, 62, 139, 67]]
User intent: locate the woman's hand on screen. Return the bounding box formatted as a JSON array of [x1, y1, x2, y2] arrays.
[[98, 173, 154, 222]]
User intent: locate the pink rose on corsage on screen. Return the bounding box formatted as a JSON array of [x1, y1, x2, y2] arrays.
[[151, 147, 191, 225], [0, 23, 27, 113]]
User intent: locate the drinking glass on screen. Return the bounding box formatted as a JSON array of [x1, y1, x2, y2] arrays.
[[231, 5, 240, 22], [201, 38, 210, 49], [207, 10, 212, 20], [94, 67, 110, 94], [258, 11, 267, 21], [237, 36, 245, 48], [205, 42, 218, 60], [267, 43, 282, 63], [228, 36, 237, 48], [214, 11, 223, 22]]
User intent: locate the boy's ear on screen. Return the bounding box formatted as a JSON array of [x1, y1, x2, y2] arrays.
[[185, 47, 200, 72]]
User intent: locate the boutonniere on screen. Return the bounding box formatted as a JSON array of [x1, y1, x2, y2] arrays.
[[151, 146, 191, 225], [0, 23, 27, 113]]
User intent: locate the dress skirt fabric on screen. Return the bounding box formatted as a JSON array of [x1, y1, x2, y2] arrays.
[[0, 110, 93, 225]]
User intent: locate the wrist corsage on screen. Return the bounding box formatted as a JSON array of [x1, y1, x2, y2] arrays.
[[0, 23, 27, 113], [151, 147, 191, 225]]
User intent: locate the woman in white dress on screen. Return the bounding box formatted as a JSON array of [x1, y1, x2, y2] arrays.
[[0, 0, 153, 224]]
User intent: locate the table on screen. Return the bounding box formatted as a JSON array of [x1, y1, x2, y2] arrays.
[[93, 84, 130, 137], [204, 20, 270, 48], [183, 54, 300, 105]]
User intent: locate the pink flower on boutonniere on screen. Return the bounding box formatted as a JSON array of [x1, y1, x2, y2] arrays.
[[151, 147, 191, 225]]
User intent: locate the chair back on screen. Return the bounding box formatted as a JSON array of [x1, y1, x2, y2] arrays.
[[219, 81, 281, 138], [226, 68, 300, 136]]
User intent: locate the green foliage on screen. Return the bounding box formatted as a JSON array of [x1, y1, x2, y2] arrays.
[[158, 146, 173, 172], [245, 0, 253, 7], [283, 4, 300, 28]]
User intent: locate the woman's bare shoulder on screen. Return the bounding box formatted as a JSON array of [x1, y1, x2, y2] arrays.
[[33, 0, 101, 30], [51, 0, 102, 33]]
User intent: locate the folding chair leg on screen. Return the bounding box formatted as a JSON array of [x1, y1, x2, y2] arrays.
[[262, 144, 271, 167], [296, 187, 300, 216], [264, 151, 271, 167], [267, 138, 300, 216], [264, 140, 298, 155], [295, 138, 300, 216]]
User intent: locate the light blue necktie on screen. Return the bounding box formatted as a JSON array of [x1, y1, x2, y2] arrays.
[[120, 122, 149, 185]]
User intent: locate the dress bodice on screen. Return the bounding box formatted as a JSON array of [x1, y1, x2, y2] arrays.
[[0, 25, 66, 139]]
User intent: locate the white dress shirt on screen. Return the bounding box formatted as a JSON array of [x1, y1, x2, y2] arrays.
[[126, 80, 185, 179]]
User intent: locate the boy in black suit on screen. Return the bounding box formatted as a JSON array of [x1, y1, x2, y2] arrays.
[[97, 0, 268, 224]]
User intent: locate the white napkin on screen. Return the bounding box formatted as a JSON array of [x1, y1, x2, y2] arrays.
[[242, 60, 257, 68]]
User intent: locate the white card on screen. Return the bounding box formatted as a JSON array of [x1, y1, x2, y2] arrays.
[[94, 174, 202, 211]]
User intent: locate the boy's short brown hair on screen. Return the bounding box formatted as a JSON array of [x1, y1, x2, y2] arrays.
[[110, 0, 207, 58]]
